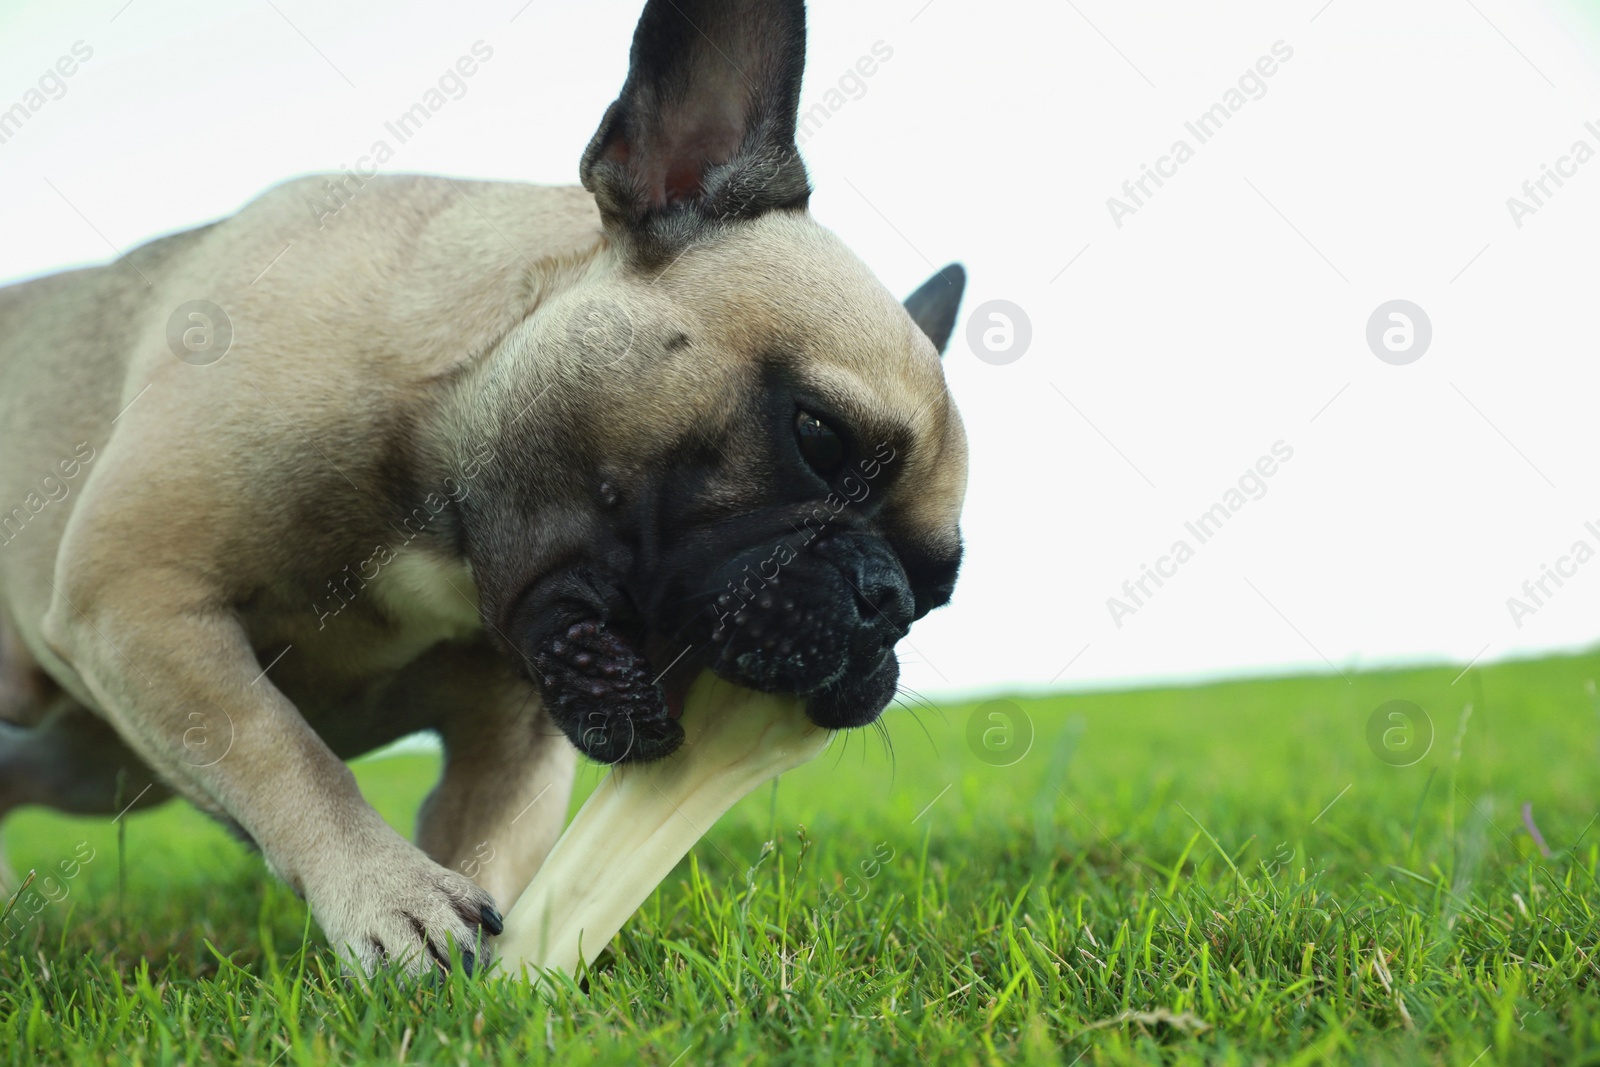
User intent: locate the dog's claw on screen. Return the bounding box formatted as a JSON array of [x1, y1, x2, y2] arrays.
[[317, 840, 504, 981]]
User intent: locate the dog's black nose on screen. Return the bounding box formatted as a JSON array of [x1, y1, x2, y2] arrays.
[[847, 552, 914, 643]]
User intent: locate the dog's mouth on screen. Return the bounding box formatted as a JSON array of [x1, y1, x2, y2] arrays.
[[650, 573, 907, 729], [655, 533, 914, 733], [641, 631, 694, 723], [692, 540, 912, 731], [515, 534, 916, 764]]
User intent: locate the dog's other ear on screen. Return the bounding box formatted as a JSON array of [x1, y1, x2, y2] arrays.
[[903, 263, 966, 356], [581, 0, 811, 260]]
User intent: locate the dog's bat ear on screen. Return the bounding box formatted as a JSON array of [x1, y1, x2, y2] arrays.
[[903, 264, 966, 356], [581, 0, 810, 261]]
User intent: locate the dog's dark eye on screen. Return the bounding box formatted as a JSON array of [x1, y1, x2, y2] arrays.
[[795, 410, 845, 478]]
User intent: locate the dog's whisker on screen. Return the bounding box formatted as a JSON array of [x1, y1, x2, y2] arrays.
[[895, 684, 949, 726]]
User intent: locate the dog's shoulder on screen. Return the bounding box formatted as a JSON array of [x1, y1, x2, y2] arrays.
[[183, 175, 607, 381]]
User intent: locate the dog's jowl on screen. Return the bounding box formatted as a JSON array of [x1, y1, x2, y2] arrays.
[[0, 0, 968, 975]]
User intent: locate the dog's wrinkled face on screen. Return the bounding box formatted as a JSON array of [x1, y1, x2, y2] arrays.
[[457, 0, 967, 762], [595, 218, 965, 732]]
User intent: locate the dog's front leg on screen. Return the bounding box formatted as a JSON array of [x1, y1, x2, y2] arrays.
[[40, 569, 502, 976], [373, 642, 577, 911]]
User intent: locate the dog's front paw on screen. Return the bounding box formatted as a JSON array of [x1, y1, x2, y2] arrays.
[[531, 619, 683, 763], [307, 832, 503, 978]]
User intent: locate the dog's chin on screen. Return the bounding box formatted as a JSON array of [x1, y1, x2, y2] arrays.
[[798, 649, 900, 730]]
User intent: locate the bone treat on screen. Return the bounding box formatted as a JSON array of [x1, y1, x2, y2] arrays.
[[496, 672, 831, 981]]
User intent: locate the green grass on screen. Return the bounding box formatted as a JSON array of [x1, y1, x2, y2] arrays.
[[2, 651, 1599, 1065]]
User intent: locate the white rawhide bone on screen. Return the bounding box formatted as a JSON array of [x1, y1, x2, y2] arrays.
[[496, 672, 831, 982]]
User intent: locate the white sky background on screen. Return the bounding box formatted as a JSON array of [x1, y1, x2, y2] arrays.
[[3, 0, 1600, 701]]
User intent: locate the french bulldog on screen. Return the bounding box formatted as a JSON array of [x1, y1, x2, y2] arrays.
[[0, 0, 968, 975]]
